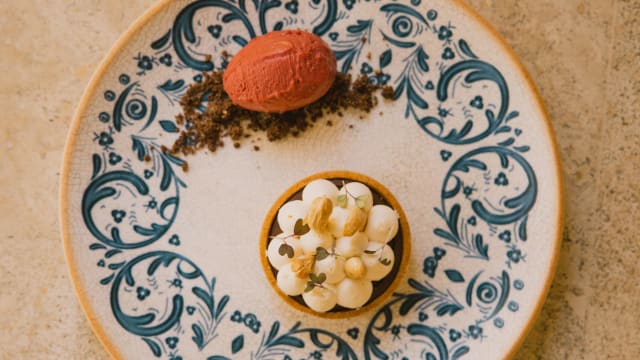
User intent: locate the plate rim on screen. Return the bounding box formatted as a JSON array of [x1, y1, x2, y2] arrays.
[[59, 0, 565, 358]]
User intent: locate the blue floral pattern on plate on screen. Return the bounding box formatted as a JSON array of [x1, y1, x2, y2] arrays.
[[64, 0, 559, 358]]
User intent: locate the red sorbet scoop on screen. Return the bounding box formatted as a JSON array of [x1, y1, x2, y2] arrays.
[[223, 29, 337, 113]]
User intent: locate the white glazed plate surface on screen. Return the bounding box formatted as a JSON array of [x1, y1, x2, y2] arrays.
[[61, 0, 562, 359]]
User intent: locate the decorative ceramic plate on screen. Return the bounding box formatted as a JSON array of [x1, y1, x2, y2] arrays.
[[61, 0, 563, 359]]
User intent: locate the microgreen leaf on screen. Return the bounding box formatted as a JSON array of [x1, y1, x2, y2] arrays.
[[337, 194, 348, 208], [293, 218, 310, 236], [355, 195, 368, 209], [316, 273, 327, 284], [315, 247, 329, 261], [304, 283, 315, 293], [278, 243, 294, 258], [379, 258, 391, 266], [309, 273, 319, 283]]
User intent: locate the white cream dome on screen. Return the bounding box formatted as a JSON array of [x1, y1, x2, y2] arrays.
[[314, 255, 346, 284], [277, 200, 307, 234], [365, 205, 399, 243], [302, 284, 337, 313], [276, 264, 307, 296], [299, 230, 333, 254], [302, 179, 339, 206], [267, 235, 302, 270], [336, 278, 373, 309], [335, 232, 368, 258], [362, 242, 395, 281]]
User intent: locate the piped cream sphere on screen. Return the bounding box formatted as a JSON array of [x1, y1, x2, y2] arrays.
[[335, 232, 368, 258], [302, 179, 339, 206], [314, 255, 346, 284], [276, 264, 307, 296], [267, 236, 302, 270], [302, 284, 337, 313], [344, 256, 366, 279], [362, 242, 395, 281], [336, 278, 373, 309], [299, 230, 333, 254], [365, 205, 399, 243], [277, 200, 307, 234]]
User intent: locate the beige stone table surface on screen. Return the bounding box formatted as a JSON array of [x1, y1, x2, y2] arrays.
[[1, 0, 638, 358]]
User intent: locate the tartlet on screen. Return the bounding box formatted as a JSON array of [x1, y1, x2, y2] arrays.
[[259, 171, 411, 318]]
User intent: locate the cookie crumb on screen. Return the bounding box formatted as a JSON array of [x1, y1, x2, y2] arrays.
[[381, 86, 394, 100], [169, 71, 395, 157]]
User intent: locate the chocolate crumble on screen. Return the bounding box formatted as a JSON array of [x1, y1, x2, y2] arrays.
[[169, 71, 395, 157]]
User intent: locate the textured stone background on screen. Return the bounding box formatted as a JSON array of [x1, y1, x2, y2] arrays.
[[1, 0, 638, 358]]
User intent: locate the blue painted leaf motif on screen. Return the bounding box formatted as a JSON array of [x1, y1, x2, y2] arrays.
[[379, 49, 392, 68], [192, 324, 204, 348], [505, 111, 520, 122], [399, 292, 430, 315], [417, 47, 429, 72], [273, 21, 283, 31], [514, 145, 530, 153], [105, 249, 122, 258], [519, 216, 528, 241], [159, 79, 185, 91], [440, 150, 452, 161], [231, 335, 244, 354], [434, 228, 456, 243], [445, 269, 465, 283], [217, 295, 230, 318], [458, 39, 477, 59], [89, 243, 107, 250], [108, 261, 125, 270], [474, 234, 489, 258], [159, 120, 179, 133], [142, 337, 162, 357], [266, 321, 280, 344], [193, 287, 213, 313], [233, 35, 248, 47], [495, 125, 511, 134], [452, 345, 470, 359], [131, 136, 147, 161], [207, 357, 231, 360], [91, 154, 102, 180], [151, 30, 172, 50], [347, 20, 371, 33], [99, 273, 114, 285], [435, 303, 463, 316], [498, 137, 515, 146]]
